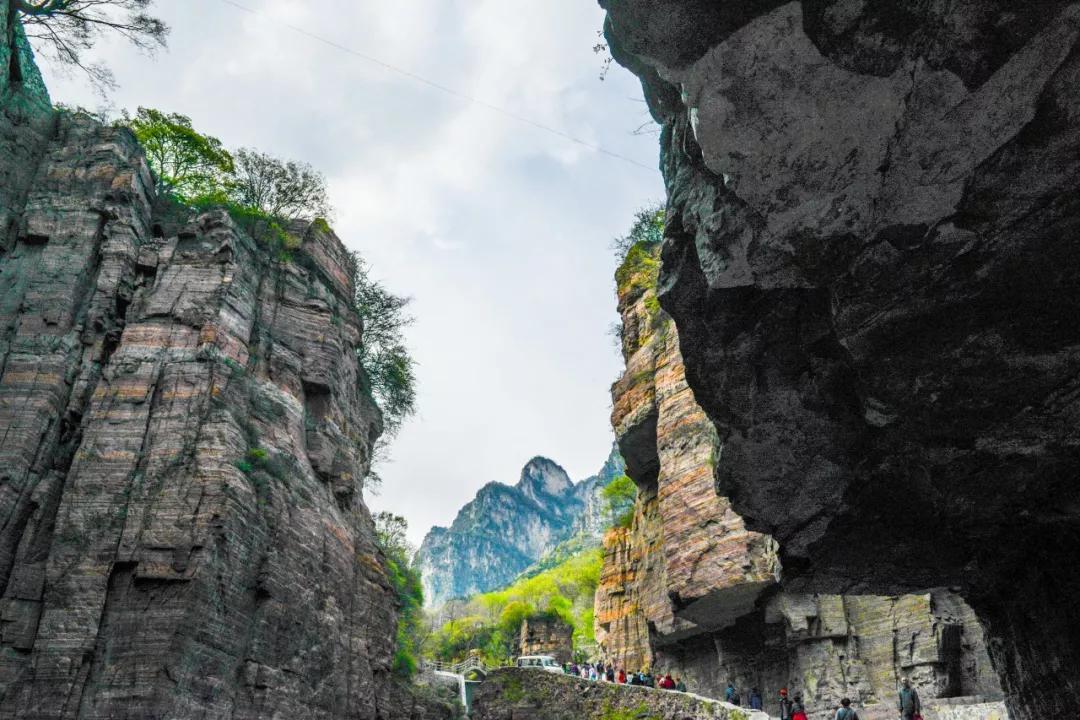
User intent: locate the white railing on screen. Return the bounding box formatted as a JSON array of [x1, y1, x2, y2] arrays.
[[422, 656, 491, 675]]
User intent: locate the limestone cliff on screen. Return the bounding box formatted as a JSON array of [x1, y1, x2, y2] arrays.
[[0, 13, 443, 718], [599, 2, 1080, 718], [596, 243, 1001, 719], [417, 449, 624, 607]]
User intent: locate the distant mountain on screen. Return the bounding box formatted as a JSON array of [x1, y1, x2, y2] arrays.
[[569, 445, 627, 538], [416, 446, 625, 607]]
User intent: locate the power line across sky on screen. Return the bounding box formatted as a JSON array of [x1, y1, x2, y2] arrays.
[[215, 0, 658, 172]]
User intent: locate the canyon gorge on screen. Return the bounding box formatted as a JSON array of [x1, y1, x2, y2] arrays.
[[1, 0, 1078, 719]]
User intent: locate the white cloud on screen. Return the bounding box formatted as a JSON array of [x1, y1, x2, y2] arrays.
[[39, 0, 663, 546]]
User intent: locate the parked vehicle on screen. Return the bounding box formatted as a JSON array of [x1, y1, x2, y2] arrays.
[[516, 655, 563, 673]]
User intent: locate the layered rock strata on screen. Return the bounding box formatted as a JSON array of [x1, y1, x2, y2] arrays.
[[517, 617, 574, 664], [596, 244, 1001, 718], [600, 2, 1080, 717], [0, 35, 431, 716]]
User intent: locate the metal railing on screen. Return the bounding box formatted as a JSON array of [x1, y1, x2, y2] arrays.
[[422, 656, 494, 676]]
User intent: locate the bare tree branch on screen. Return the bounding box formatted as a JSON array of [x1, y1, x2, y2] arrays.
[[14, 0, 168, 94]]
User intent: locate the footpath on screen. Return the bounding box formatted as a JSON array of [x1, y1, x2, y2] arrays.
[[471, 667, 770, 720]]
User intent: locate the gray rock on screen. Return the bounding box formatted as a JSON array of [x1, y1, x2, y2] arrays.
[[600, 2, 1080, 718]]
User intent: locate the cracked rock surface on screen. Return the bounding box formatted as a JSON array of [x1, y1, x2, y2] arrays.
[[597, 244, 1000, 718], [0, 94, 443, 720], [600, 2, 1080, 718]]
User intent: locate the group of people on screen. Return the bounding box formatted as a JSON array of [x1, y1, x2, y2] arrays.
[[566, 663, 923, 720], [562, 662, 687, 692], [723, 682, 766, 710], [719, 677, 922, 720]]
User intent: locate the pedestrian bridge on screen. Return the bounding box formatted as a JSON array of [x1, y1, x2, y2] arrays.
[[421, 657, 491, 714]]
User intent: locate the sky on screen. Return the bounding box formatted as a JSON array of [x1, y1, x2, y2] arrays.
[[40, 0, 663, 547]]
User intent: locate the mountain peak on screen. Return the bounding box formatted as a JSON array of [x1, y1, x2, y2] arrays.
[[516, 456, 573, 500]]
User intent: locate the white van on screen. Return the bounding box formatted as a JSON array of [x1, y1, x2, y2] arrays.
[[515, 655, 563, 673]]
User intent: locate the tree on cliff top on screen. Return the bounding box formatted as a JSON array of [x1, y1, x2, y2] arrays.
[[612, 204, 664, 260], [15, 0, 168, 92], [229, 148, 332, 223], [123, 107, 233, 198]]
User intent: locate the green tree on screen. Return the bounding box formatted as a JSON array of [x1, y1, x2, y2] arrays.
[[427, 548, 604, 665], [350, 253, 417, 442], [123, 107, 234, 198], [601, 475, 637, 529], [374, 511, 410, 555], [229, 148, 332, 222], [373, 512, 425, 677], [15, 0, 169, 92], [612, 204, 665, 260]]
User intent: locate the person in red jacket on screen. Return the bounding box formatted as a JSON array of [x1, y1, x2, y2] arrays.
[[659, 673, 676, 690], [617, 668, 627, 684]]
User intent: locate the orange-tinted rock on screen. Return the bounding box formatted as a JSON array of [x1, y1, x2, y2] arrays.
[[597, 244, 1003, 716]]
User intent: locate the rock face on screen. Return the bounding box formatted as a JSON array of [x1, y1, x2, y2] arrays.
[[417, 449, 624, 607], [517, 617, 574, 664], [596, 244, 1001, 718], [0, 16, 437, 717], [472, 667, 767, 720], [599, 2, 1080, 718]]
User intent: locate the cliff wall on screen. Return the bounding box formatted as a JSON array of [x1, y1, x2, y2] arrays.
[[0, 15, 437, 716], [596, 244, 1000, 719], [599, 2, 1080, 718]]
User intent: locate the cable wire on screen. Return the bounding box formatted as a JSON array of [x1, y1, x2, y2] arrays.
[[215, 0, 657, 172]]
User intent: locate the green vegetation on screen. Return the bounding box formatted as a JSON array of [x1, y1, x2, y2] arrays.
[[374, 512, 425, 678], [612, 205, 669, 350], [428, 547, 603, 665], [600, 701, 661, 720], [124, 107, 233, 197], [514, 532, 598, 581], [120, 108, 418, 451], [501, 675, 525, 703], [349, 253, 417, 460], [230, 147, 331, 222], [601, 474, 637, 529], [615, 240, 661, 297], [612, 205, 665, 259], [119, 109, 325, 254]]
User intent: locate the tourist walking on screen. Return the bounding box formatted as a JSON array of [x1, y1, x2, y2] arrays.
[[835, 697, 859, 720], [898, 678, 922, 719], [606, 664, 615, 683], [749, 688, 763, 710], [675, 676, 687, 692], [617, 668, 627, 684], [659, 672, 676, 690], [779, 688, 794, 720], [792, 691, 808, 720], [725, 682, 737, 703]]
